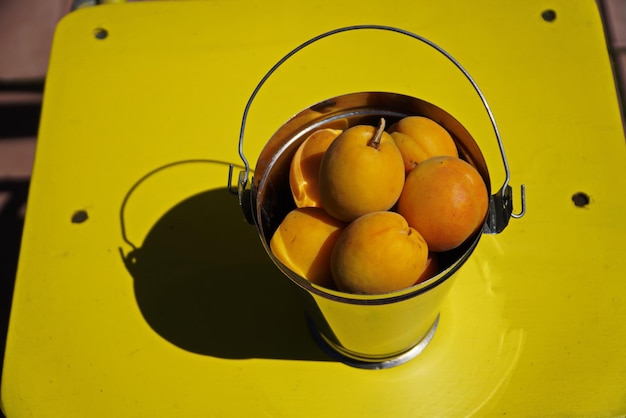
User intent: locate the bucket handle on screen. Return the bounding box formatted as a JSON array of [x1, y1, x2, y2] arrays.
[[227, 24, 526, 232]]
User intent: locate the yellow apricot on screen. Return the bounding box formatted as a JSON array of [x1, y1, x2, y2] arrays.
[[397, 156, 488, 252], [389, 116, 458, 172], [319, 119, 405, 222], [331, 211, 429, 294], [269, 207, 346, 289], [289, 128, 342, 208]]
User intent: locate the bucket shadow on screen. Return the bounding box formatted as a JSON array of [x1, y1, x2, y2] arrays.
[[121, 185, 329, 361]]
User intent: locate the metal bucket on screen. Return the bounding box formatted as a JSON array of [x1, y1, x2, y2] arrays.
[[228, 26, 526, 369]]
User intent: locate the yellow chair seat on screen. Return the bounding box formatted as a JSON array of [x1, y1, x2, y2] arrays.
[[2, 1, 626, 416]]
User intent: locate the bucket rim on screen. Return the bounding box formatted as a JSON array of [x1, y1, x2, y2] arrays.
[[251, 90, 490, 304], [265, 222, 484, 305]]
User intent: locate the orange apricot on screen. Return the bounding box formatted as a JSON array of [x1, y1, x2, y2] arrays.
[[319, 119, 405, 222], [331, 211, 429, 294], [289, 128, 342, 208], [415, 252, 439, 285], [397, 156, 488, 252], [389, 116, 458, 172], [269, 207, 346, 289]]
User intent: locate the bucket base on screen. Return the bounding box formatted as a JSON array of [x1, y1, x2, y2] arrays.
[[307, 314, 439, 370]]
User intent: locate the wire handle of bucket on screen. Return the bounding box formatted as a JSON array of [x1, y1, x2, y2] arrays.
[[227, 24, 526, 226]]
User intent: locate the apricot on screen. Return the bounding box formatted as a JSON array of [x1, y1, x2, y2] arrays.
[[389, 116, 458, 172], [331, 211, 429, 294], [289, 128, 342, 208], [397, 156, 488, 252], [416, 252, 439, 285], [319, 119, 405, 222], [269, 207, 345, 289]]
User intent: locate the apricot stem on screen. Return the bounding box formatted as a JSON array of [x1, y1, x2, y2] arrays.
[[368, 118, 386, 150]]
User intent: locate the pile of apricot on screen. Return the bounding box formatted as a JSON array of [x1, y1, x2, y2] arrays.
[[269, 115, 488, 295]]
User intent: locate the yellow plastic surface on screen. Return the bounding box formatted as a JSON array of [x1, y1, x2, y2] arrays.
[[2, 0, 626, 416]]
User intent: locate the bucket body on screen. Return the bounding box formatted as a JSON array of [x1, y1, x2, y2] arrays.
[[249, 91, 491, 368]]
